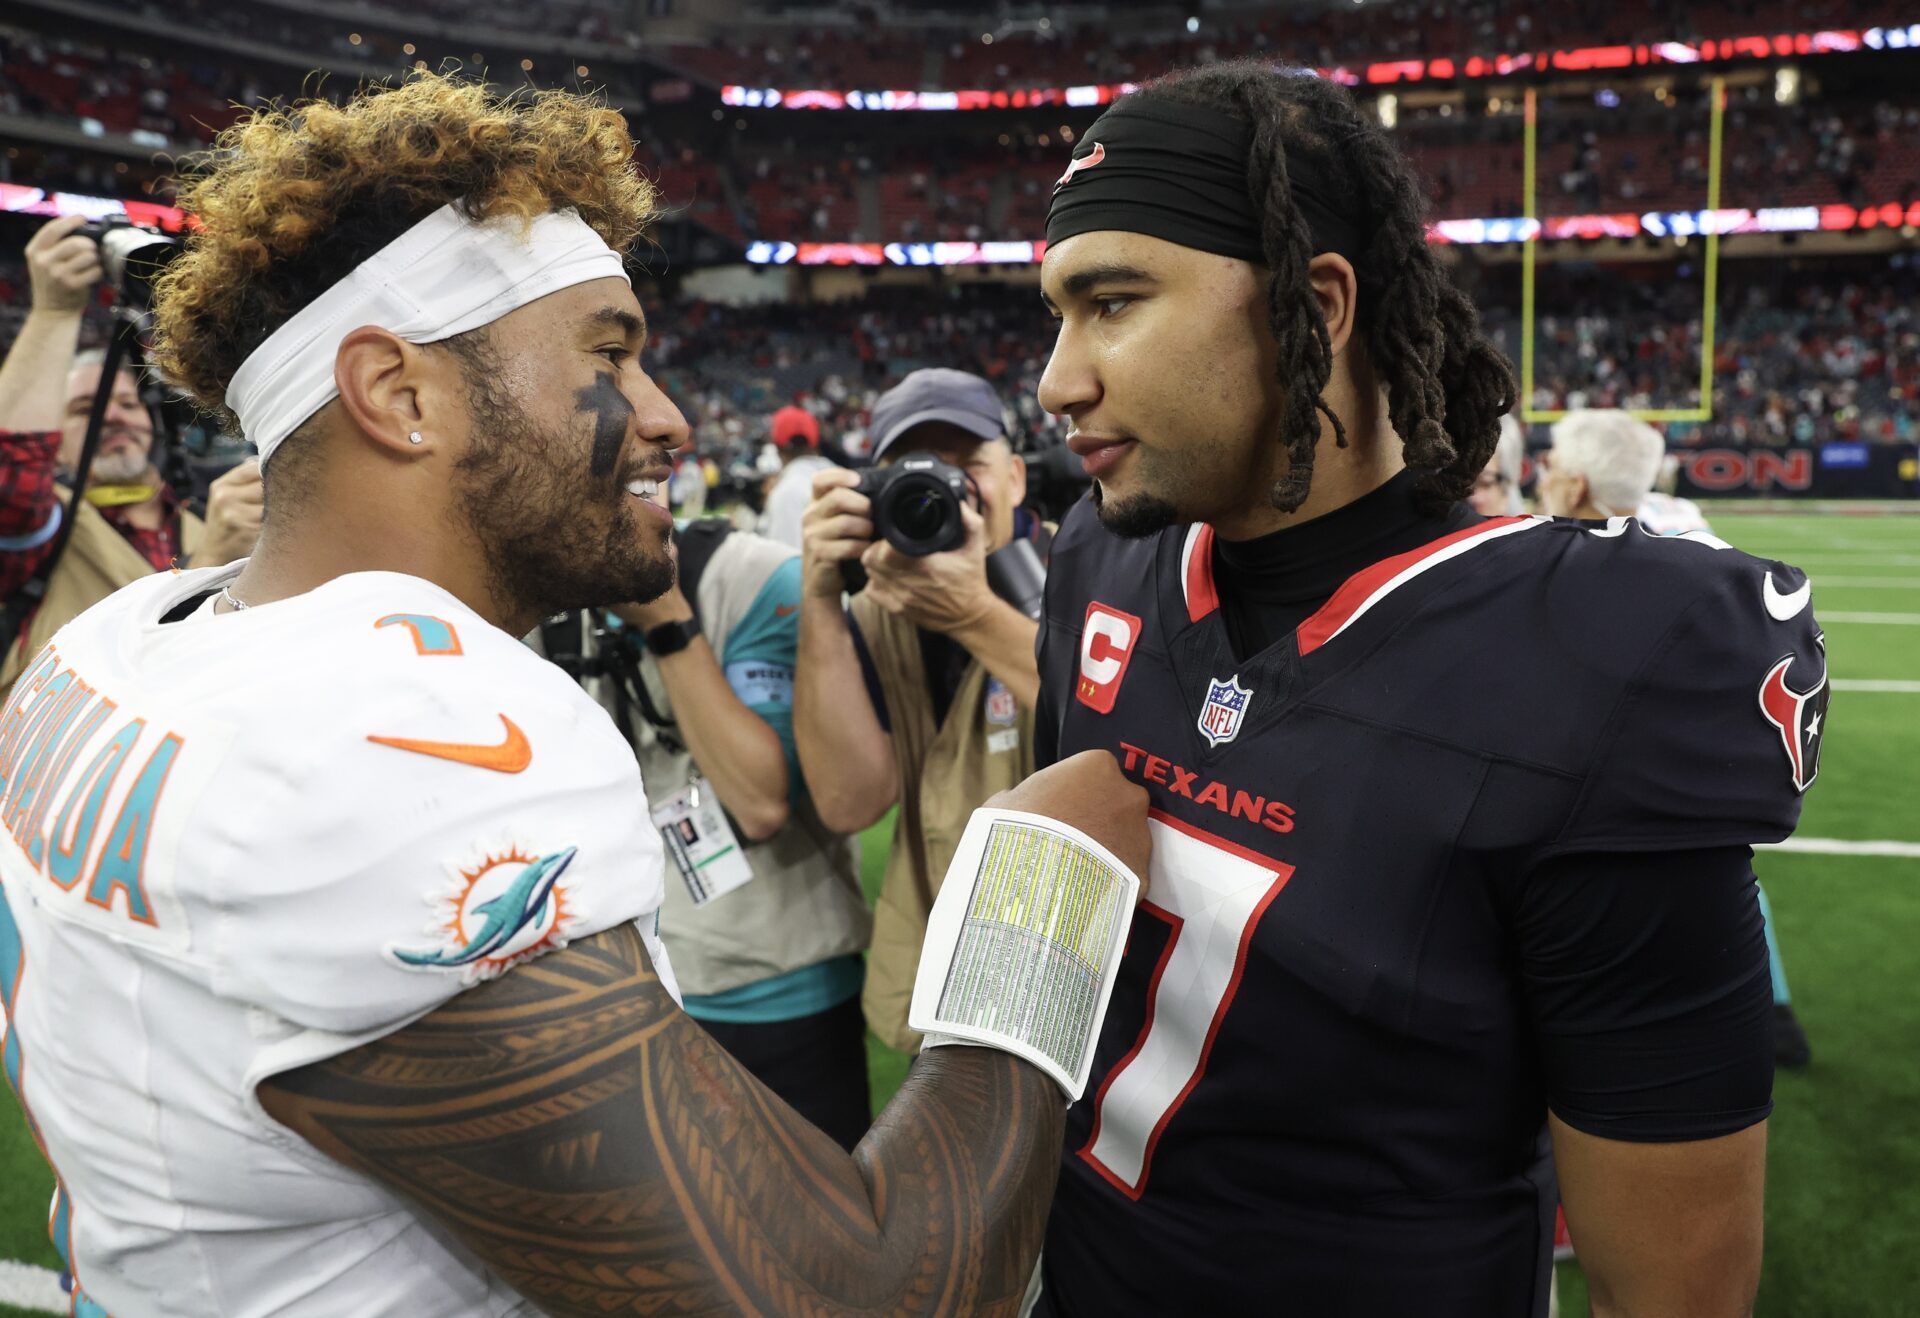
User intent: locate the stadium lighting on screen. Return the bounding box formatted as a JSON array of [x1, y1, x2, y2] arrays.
[[1776, 65, 1801, 104], [521, 58, 534, 71], [1377, 93, 1397, 128], [348, 33, 362, 45], [982, 33, 994, 44], [402, 42, 415, 55], [577, 64, 590, 77], [1186, 17, 1199, 33]]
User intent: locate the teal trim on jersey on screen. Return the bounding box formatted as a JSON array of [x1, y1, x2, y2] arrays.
[[682, 953, 864, 1024], [720, 558, 804, 800], [50, 1184, 70, 1271], [0, 887, 20, 1097], [0, 887, 19, 1009], [1758, 882, 1792, 1005], [375, 613, 461, 656]]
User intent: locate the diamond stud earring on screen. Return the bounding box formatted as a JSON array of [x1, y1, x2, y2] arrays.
[[408, 431, 424, 445]]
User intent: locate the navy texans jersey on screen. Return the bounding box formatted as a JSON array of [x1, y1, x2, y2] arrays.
[[1034, 504, 1824, 1317]]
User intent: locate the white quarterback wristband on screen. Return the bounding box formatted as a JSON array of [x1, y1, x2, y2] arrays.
[[908, 807, 1141, 1101]]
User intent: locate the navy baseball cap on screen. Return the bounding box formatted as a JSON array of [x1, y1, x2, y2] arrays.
[[867, 368, 1007, 464]]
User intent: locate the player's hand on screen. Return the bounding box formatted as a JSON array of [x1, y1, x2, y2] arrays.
[[187, 459, 264, 569], [990, 750, 1152, 887], [800, 466, 873, 601], [25, 215, 105, 317], [861, 501, 995, 635]]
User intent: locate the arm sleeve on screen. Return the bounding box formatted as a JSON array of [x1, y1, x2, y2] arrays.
[[720, 557, 803, 800], [1517, 844, 1774, 1142], [0, 430, 64, 600]]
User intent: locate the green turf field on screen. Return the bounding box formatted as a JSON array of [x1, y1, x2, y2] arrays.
[[1, 508, 1915, 1317]]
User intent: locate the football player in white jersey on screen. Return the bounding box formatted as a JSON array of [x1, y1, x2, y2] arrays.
[[0, 74, 1149, 1316]]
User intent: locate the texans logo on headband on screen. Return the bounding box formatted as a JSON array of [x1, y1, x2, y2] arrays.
[[1054, 141, 1105, 191]]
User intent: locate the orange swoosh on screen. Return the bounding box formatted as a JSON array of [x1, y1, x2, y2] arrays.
[[774, 603, 799, 617], [367, 714, 532, 774]]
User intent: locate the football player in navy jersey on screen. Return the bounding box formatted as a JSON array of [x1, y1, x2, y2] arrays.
[[1028, 63, 1826, 1318]]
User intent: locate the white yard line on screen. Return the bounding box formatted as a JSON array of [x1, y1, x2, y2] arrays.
[[1789, 555, 1920, 566], [1761, 838, 1920, 859], [1831, 679, 1920, 692], [0, 1260, 66, 1314], [1812, 577, 1920, 588], [1817, 612, 1920, 625]]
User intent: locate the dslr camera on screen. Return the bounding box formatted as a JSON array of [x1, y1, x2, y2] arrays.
[[855, 454, 974, 556], [77, 217, 180, 310]]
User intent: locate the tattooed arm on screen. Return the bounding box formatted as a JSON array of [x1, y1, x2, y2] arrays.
[[261, 921, 1060, 1316], [258, 750, 1150, 1317]]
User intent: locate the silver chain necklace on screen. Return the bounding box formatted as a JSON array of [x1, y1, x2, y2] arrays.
[[219, 583, 249, 612]]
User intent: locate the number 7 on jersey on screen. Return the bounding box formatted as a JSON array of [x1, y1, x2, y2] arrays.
[[1078, 811, 1292, 1198]]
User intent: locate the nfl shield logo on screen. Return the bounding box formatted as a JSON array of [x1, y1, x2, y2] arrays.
[[1198, 675, 1253, 748], [984, 678, 1018, 726]]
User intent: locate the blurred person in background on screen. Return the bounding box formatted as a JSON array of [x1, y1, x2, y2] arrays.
[[794, 367, 1046, 1051], [550, 513, 874, 1149], [0, 214, 261, 699], [1469, 413, 1528, 516], [1536, 407, 1665, 521], [1636, 452, 1713, 537], [758, 402, 830, 548], [1541, 407, 1812, 1066]]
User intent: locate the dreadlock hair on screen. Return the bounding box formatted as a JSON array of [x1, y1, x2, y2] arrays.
[[1139, 62, 1517, 514]]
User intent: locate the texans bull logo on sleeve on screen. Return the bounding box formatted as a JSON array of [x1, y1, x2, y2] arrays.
[[1757, 634, 1828, 793]]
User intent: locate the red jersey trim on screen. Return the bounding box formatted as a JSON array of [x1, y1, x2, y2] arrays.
[[1296, 515, 1543, 657], [1180, 523, 1218, 623]]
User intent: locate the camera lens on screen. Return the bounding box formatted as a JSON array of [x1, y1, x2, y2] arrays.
[[895, 488, 949, 543], [869, 458, 967, 556]]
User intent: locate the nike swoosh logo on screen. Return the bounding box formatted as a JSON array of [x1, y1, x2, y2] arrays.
[[1763, 571, 1812, 622], [367, 714, 533, 774], [774, 604, 799, 617]]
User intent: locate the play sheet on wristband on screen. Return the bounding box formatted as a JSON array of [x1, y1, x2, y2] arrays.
[[909, 808, 1139, 1100]]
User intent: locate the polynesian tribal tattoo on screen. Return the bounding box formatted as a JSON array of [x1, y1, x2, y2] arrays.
[[260, 922, 1065, 1316], [575, 373, 635, 478]]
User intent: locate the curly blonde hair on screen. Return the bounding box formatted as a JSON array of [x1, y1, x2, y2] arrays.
[[151, 73, 656, 437]]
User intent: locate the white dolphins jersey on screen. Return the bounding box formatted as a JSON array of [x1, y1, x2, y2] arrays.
[[0, 565, 674, 1317]]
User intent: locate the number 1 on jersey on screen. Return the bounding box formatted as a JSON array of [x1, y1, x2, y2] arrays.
[[1079, 811, 1292, 1199]]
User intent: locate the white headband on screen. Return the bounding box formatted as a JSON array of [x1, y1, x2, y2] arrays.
[[225, 203, 628, 466]]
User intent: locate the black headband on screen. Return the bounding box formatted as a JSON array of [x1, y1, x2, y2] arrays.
[[1044, 96, 1365, 265]]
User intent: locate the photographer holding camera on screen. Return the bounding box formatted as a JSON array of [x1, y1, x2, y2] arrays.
[[794, 368, 1046, 1051], [0, 214, 261, 698], [541, 513, 875, 1149]]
